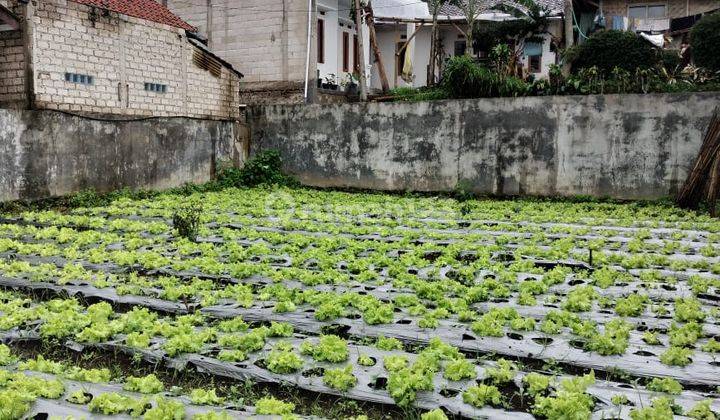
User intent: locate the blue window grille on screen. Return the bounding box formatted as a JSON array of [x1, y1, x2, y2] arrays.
[[64, 72, 93, 85]]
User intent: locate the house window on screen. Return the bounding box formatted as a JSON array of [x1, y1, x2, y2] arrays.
[[529, 55, 542, 73], [524, 41, 542, 73], [317, 19, 325, 64], [395, 42, 406, 76], [65, 72, 93, 85], [342, 32, 349, 72], [353, 34, 359, 72], [454, 40, 466, 56], [629, 4, 666, 19], [144, 82, 167, 93]]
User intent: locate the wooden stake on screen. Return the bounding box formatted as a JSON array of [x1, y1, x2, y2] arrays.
[[708, 155, 720, 217], [677, 107, 720, 210], [365, 1, 389, 93]]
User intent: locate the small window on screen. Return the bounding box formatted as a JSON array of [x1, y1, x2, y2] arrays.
[[454, 40, 466, 56], [353, 34, 359, 72], [342, 32, 349, 72], [396, 42, 406, 76], [647, 5, 666, 18], [529, 55, 542, 73], [65, 72, 93, 85], [629, 4, 666, 19], [145, 82, 167, 93]]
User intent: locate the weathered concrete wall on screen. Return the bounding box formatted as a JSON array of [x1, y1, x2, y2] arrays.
[[0, 109, 241, 202], [249, 92, 720, 200]]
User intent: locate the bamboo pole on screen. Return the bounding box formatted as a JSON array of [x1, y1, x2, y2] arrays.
[[365, 1, 390, 92], [676, 108, 720, 210]]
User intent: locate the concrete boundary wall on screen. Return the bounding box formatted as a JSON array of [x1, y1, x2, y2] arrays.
[[0, 109, 243, 202], [249, 92, 720, 200]]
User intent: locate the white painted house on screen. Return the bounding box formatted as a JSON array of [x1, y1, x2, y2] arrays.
[[367, 0, 564, 90]]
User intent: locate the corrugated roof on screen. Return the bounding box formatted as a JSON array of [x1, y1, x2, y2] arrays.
[[440, 0, 564, 17], [72, 0, 196, 31]]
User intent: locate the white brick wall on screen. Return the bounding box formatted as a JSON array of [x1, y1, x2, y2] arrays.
[[24, 0, 240, 119], [166, 0, 312, 85], [0, 31, 25, 106]]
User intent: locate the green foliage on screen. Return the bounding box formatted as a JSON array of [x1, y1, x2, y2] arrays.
[[462, 384, 503, 408], [323, 365, 357, 391], [587, 319, 631, 356], [384, 355, 409, 372], [189, 388, 224, 405], [443, 358, 476, 381], [143, 397, 185, 420], [523, 372, 551, 395], [484, 359, 517, 384], [629, 397, 676, 420], [660, 346, 693, 366], [387, 364, 434, 407], [674, 297, 706, 323], [690, 12, 720, 71], [572, 30, 658, 74], [533, 372, 596, 420], [255, 396, 295, 416], [172, 200, 202, 241], [265, 342, 304, 374], [421, 409, 449, 420], [67, 390, 92, 404], [389, 86, 449, 102], [267, 321, 294, 337], [615, 293, 649, 317], [123, 374, 164, 394], [88, 392, 149, 416], [216, 150, 297, 188], [646, 377, 682, 395], [358, 354, 376, 366], [686, 399, 717, 420], [362, 303, 395, 325], [376, 336, 403, 351], [442, 56, 529, 99], [305, 335, 349, 363]]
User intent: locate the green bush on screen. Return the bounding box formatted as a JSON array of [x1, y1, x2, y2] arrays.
[[389, 86, 448, 102], [572, 30, 658, 74], [660, 49, 681, 73], [442, 56, 529, 98], [690, 12, 720, 71], [442, 56, 498, 98], [172, 200, 202, 241], [216, 150, 297, 188]]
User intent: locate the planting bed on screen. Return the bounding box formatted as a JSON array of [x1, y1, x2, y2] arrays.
[[0, 187, 719, 419]]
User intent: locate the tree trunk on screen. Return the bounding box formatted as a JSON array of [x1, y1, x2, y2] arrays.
[[563, 0, 574, 75], [427, 11, 438, 86], [466, 19, 474, 57], [366, 1, 389, 92], [354, 0, 367, 101]]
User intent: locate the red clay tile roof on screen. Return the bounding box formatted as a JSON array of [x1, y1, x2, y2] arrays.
[[72, 0, 196, 31]]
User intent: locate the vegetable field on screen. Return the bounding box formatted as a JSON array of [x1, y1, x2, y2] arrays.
[[0, 187, 719, 419]]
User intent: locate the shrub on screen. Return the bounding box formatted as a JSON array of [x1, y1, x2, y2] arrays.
[[442, 55, 498, 98], [572, 30, 658, 74], [172, 200, 202, 241], [660, 49, 681, 73], [216, 150, 297, 188], [690, 12, 720, 71]]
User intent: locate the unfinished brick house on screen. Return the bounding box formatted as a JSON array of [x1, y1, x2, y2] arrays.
[[0, 0, 242, 119]]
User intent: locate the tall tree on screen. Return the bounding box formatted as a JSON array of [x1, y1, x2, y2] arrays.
[[451, 0, 483, 56], [425, 0, 446, 86]]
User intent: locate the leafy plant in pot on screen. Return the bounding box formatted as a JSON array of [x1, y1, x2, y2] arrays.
[[322, 74, 338, 90], [344, 73, 359, 95]]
